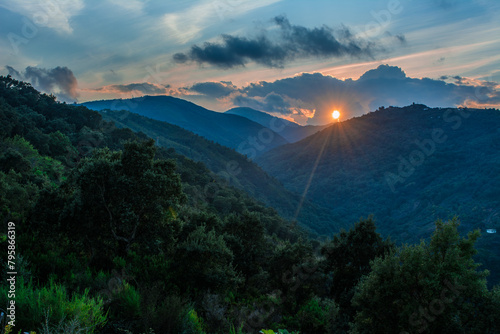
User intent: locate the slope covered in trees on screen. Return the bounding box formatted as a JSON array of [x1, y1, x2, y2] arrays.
[[256, 104, 500, 285], [1, 77, 498, 333], [98, 108, 338, 235]]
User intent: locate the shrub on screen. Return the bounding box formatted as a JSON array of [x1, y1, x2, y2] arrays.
[[0, 277, 107, 332]]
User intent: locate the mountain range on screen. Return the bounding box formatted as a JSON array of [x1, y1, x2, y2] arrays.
[[84, 96, 500, 284], [84, 97, 500, 243], [82, 96, 289, 158]]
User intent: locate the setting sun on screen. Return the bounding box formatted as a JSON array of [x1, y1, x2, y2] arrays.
[[332, 110, 340, 120]]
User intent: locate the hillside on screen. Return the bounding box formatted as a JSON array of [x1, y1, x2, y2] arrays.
[[82, 96, 289, 157], [256, 104, 500, 282], [99, 108, 339, 234], [225, 107, 328, 143], [0, 75, 315, 332]]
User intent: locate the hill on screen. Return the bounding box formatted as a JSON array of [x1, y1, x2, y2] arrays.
[[225, 107, 328, 143], [256, 104, 500, 282], [82, 96, 288, 157], [98, 108, 339, 235]]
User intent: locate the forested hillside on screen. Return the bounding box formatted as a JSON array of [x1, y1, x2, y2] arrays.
[[98, 108, 338, 235], [1, 77, 499, 333], [257, 104, 500, 285]]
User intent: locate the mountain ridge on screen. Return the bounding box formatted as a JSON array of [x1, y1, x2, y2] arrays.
[[82, 95, 289, 157]]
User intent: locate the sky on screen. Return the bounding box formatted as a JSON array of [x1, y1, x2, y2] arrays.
[[1, 0, 499, 125]]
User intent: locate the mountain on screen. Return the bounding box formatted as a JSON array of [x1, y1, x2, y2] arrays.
[[256, 104, 500, 282], [225, 107, 328, 142], [82, 96, 289, 157], [98, 108, 341, 235]]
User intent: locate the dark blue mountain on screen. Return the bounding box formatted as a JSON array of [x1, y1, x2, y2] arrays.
[[82, 96, 289, 157]]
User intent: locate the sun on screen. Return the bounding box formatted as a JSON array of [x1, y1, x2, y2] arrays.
[[332, 110, 340, 120]]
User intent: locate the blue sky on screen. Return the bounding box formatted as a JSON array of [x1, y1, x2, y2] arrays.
[[1, 0, 499, 124]]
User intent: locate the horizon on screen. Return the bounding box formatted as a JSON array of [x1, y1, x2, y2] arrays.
[[79, 92, 500, 127]]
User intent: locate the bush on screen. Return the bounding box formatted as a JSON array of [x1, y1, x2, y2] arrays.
[[0, 277, 107, 332], [110, 282, 141, 320], [140, 291, 189, 334], [182, 309, 206, 334]]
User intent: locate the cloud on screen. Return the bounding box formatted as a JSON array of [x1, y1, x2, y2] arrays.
[[187, 81, 237, 98], [173, 15, 391, 69], [6, 65, 79, 102], [358, 64, 407, 81], [220, 65, 500, 125], [163, 0, 283, 44], [0, 0, 84, 34]]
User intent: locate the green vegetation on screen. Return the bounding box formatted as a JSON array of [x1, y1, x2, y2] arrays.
[[0, 76, 499, 333], [98, 108, 336, 235], [257, 104, 500, 286], [352, 218, 500, 333]]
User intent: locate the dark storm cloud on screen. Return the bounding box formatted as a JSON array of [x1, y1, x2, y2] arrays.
[[174, 34, 287, 69], [229, 65, 500, 125], [173, 16, 388, 69], [188, 81, 237, 98], [6, 65, 79, 102]]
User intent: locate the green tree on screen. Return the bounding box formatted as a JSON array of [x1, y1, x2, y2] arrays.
[[320, 217, 393, 332], [0, 136, 65, 223], [222, 212, 268, 285], [351, 218, 498, 334], [48, 130, 77, 164], [62, 139, 184, 262], [174, 225, 241, 294]]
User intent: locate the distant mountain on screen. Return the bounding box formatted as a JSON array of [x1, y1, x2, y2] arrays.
[[226, 107, 328, 143], [82, 96, 289, 157], [99, 108, 341, 235], [256, 104, 500, 282]]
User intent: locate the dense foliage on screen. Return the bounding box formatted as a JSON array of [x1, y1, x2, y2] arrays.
[[99, 108, 337, 235], [257, 103, 500, 286], [0, 76, 498, 333]]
